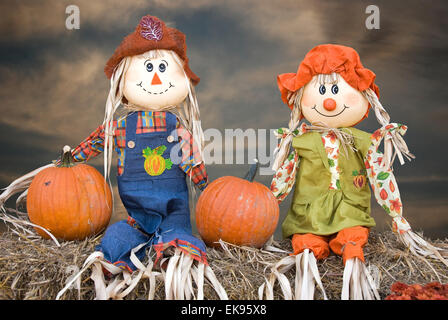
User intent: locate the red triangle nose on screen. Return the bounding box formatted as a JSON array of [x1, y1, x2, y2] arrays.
[[151, 72, 162, 85]]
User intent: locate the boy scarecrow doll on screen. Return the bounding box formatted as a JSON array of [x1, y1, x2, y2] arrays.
[[260, 44, 447, 300], [1, 14, 227, 300], [65, 14, 228, 300]]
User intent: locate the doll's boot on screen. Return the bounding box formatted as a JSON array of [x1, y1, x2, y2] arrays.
[[156, 247, 228, 300], [329, 226, 380, 300], [291, 234, 328, 300], [55, 243, 163, 300]]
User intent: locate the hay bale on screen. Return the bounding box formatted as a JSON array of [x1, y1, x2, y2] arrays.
[[0, 216, 447, 300]]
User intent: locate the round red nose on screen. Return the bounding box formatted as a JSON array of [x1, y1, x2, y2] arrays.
[[323, 98, 337, 111]]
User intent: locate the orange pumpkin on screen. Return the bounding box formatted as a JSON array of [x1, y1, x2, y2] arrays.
[[195, 162, 279, 248], [27, 146, 112, 240]]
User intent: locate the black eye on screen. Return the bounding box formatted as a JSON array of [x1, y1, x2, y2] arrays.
[[331, 84, 339, 94], [319, 85, 326, 95], [146, 63, 153, 72], [159, 63, 166, 72]]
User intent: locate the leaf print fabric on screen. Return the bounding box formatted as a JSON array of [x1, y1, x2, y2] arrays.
[[322, 132, 341, 190], [366, 123, 411, 234], [271, 150, 299, 203], [270, 123, 307, 203]]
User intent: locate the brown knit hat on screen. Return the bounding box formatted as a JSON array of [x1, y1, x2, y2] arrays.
[[104, 14, 200, 85]]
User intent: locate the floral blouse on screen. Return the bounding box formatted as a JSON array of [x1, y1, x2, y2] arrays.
[[271, 123, 411, 235]]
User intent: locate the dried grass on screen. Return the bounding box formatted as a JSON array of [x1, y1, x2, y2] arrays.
[[0, 210, 447, 300]]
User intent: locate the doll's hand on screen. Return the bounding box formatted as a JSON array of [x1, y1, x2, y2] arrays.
[[392, 216, 411, 235], [376, 123, 413, 168]]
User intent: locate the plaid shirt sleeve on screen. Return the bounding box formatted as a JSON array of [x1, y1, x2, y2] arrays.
[[71, 124, 108, 162], [177, 124, 208, 190]]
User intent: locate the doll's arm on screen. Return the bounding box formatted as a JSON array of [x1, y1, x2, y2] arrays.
[[366, 133, 448, 264], [367, 123, 413, 233], [364, 143, 411, 234], [370, 123, 413, 168], [270, 150, 299, 204], [270, 123, 307, 203], [1, 123, 111, 209], [70, 124, 107, 162], [177, 125, 208, 191]]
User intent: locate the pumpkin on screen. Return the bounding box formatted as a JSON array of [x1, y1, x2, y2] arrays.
[[195, 161, 279, 248], [26, 146, 112, 240]]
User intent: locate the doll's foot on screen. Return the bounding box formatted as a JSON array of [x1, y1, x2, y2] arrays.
[[259, 249, 327, 300], [341, 257, 380, 300]]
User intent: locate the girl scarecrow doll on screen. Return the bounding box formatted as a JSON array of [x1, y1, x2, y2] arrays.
[[259, 44, 448, 300], [0, 14, 227, 300]]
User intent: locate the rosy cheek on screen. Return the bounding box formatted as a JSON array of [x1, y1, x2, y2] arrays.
[[301, 94, 317, 108], [344, 93, 361, 106]]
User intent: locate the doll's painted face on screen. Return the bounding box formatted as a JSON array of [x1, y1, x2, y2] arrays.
[[300, 75, 369, 128], [123, 49, 189, 110]]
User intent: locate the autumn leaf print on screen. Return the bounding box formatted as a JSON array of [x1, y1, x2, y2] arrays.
[[371, 129, 382, 141], [326, 131, 337, 144], [389, 180, 396, 193], [270, 181, 278, 193], [389, 198, 402, 214]]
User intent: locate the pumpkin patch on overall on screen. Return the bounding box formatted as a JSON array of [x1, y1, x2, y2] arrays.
[[142, 145, 173, 176], [195, 162, 279, 248], [26, 146, 112, 241]]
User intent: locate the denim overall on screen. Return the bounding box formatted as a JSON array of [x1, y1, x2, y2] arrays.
[[98, 111, 206, 271]]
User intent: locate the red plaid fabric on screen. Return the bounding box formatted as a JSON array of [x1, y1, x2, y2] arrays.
[[72, 124, 107, 162], [71, 111, 208, 190], [177, 126, 208, 190], [136, 111, 166, 133]]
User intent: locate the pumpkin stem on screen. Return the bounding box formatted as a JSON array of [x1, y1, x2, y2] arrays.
[[244, 159, 259, 182], [59, 145, 75, 168]]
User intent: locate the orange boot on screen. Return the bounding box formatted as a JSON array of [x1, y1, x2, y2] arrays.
[[329, 226, 369, 264], [291, 233, 330, 260], [329, 226, 379, 299]]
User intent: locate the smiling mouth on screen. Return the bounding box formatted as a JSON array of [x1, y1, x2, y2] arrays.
[[136, 81, 175, 95], [312, 105, 349, 117]]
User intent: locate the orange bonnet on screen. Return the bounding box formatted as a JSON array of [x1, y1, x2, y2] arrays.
[[277, 44, 380, 110]]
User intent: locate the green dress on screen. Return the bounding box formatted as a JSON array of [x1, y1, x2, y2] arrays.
[[282, 127, 376, 238]]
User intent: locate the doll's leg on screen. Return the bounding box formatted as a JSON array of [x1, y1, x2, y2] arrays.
[[157, 207, 206, 258], [328, 226, 369, 264], [328, 226, 379, 300], [56, 220, 153, 300], [150, 197, 226, 299], [291, 233, 330, 260], [97, 220, 152, 272], [269, 233, 329, 299]]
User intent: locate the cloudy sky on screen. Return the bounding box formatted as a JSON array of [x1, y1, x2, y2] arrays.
[[1, 0, 447, 239]]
